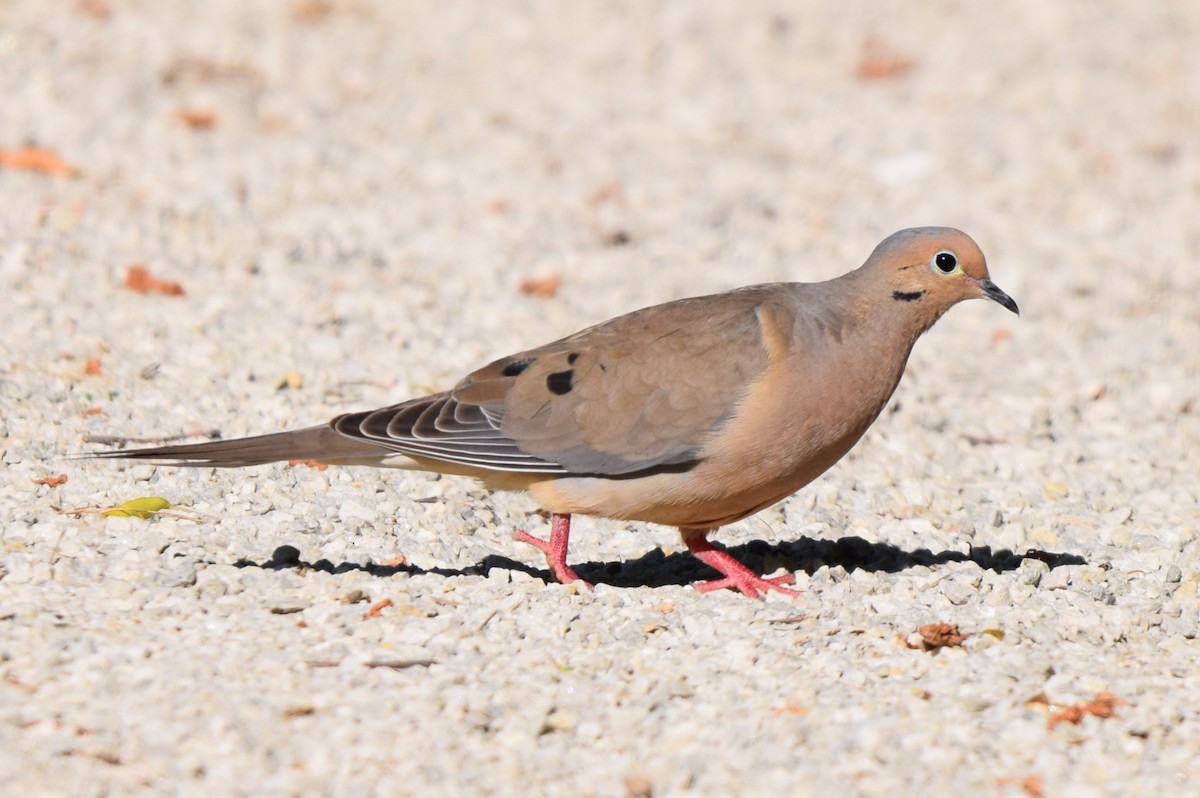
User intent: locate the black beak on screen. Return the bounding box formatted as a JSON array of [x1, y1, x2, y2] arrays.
[[978, 279, 1019, 315]]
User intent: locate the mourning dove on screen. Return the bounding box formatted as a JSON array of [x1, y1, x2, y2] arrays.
[[87, 227, 1018, 598]]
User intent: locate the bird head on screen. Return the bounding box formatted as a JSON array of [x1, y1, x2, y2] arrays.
[[869, 227, 1019, 317]]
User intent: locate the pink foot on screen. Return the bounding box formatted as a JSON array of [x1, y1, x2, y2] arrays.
[[513, 512, 592, 587], [684, 535, 800, 599]]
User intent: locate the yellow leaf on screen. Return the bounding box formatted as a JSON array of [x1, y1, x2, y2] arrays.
[[101, 496, 172, 519]]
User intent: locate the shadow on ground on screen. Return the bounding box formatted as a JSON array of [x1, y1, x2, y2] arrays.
[[234, 534, 1087, 590]]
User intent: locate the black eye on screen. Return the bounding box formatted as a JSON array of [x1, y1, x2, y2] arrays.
[[934, 251, 957, 273]]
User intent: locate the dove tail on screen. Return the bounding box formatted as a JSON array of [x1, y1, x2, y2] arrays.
[[79, 424, 390, 468]]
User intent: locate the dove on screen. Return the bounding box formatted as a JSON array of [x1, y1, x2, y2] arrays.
[[87, 227, 1018, 598]]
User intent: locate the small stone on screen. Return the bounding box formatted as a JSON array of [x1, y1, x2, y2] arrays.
[[1018, 558, 1049, 587], [338, 499, 376, 524], [540, 709, 577, 734], [941, 579, 976, 606], [1044, 480, 1069, 500], [1101, 507, 1133, 526], [270, 600, 311, 615], [199, 579, 228, 598], [1041, 566, 1072, 591], [157, 557, 198, 588], [1165, 564, 1183, 583]]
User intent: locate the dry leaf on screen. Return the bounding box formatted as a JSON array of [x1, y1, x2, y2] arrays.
[[855, 37, 915, 80], [277, 371, 304, 390], [161, 56, 262, 86], [76, 0, 112, 20], [291, 0, 332, 23], [363, 598, 393, 619], [175, 108, 217, 129], [0, 147, 79, 176], [518, 274, 562, 299], [83, 358, 103, 376], [363, 659, 435, 670], [124, 264, 185, 296], [32, 474, 68, 487], [4, 676, 38, 693], [287, 459, 328, 471], [101, 496, 172, 519], [905, 623, 968, 652], [585, 182, 624, 207], [381, 554, 409, 567], [996, 774, 1044, 798], [1047, 691, 1127, 730]]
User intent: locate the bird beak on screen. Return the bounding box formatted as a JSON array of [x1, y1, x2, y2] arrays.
[[974, 278, 1019, 316]]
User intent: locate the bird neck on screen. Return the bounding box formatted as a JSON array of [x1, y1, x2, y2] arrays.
[[833, 266, 946, 351]]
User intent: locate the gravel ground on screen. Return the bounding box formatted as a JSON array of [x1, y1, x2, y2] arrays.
[[2, 1, 1199, 796]]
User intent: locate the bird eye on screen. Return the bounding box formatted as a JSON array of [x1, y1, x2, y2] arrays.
[[933, 251, 958, 274]]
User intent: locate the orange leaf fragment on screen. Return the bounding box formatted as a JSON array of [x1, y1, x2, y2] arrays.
[[124, 264, 185, 296], [905, 623, 968, 652], [0, 147, 79, 176], [996, 774, 1044, 798], [33, 474, 68, 487], [381, 554, 409, 567], [175, 107, 217, 130], [76, 0, 112, 20], [291, 0, 333, 23], [5, 676, 38, 693], [363, 598, 393, 619], [855, 37, 915, 81], [287, 459, 328, 471], [518, 274, 562, 299], [1046, 691, 1127, 730], [84, 358, 103, 376]]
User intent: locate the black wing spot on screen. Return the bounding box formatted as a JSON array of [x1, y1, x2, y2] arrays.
[[892, 290, 925, 302], [567, 352, 580, 365], [546, 369, 574, 395], [501, 358, 534, 377]]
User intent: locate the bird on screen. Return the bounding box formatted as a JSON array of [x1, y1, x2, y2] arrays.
[[86, 227, 1018, 599]]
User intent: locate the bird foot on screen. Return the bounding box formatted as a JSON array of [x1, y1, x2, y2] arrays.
[[694, 571, 799, 599], [512, 513, 591, 587], [684, 535, 800, 600]]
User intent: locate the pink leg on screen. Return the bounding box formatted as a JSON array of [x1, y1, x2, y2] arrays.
[[683, 531, 799, 599], [513, 512, 591, 587]]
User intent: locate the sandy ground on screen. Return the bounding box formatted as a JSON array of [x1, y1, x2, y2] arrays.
[[2, 1, 1199, 796]]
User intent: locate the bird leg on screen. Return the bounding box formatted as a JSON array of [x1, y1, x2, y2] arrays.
[[682, 530, 799, 599], [512, 512, 591, 587]]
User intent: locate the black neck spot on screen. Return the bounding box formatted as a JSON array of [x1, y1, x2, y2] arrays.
[[892, 290, 925, 302]]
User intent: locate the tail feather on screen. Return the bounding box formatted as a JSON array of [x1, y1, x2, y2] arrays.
[[81, 424, 392, 468]]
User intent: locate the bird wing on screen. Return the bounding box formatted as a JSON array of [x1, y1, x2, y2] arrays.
[[333, 286, 779, 476]]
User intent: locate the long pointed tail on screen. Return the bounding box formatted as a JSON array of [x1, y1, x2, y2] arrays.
[[80, 424, 391, 468]]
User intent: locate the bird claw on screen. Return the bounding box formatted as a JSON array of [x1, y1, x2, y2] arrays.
[[694, 572, 799, 599], [684, 533, 800, 599]]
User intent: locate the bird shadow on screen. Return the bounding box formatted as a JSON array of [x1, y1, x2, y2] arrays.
[[234, 534, 1086, 590]]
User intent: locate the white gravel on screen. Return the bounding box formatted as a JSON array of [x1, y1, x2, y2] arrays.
[[2, 1, 1200, 796]]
